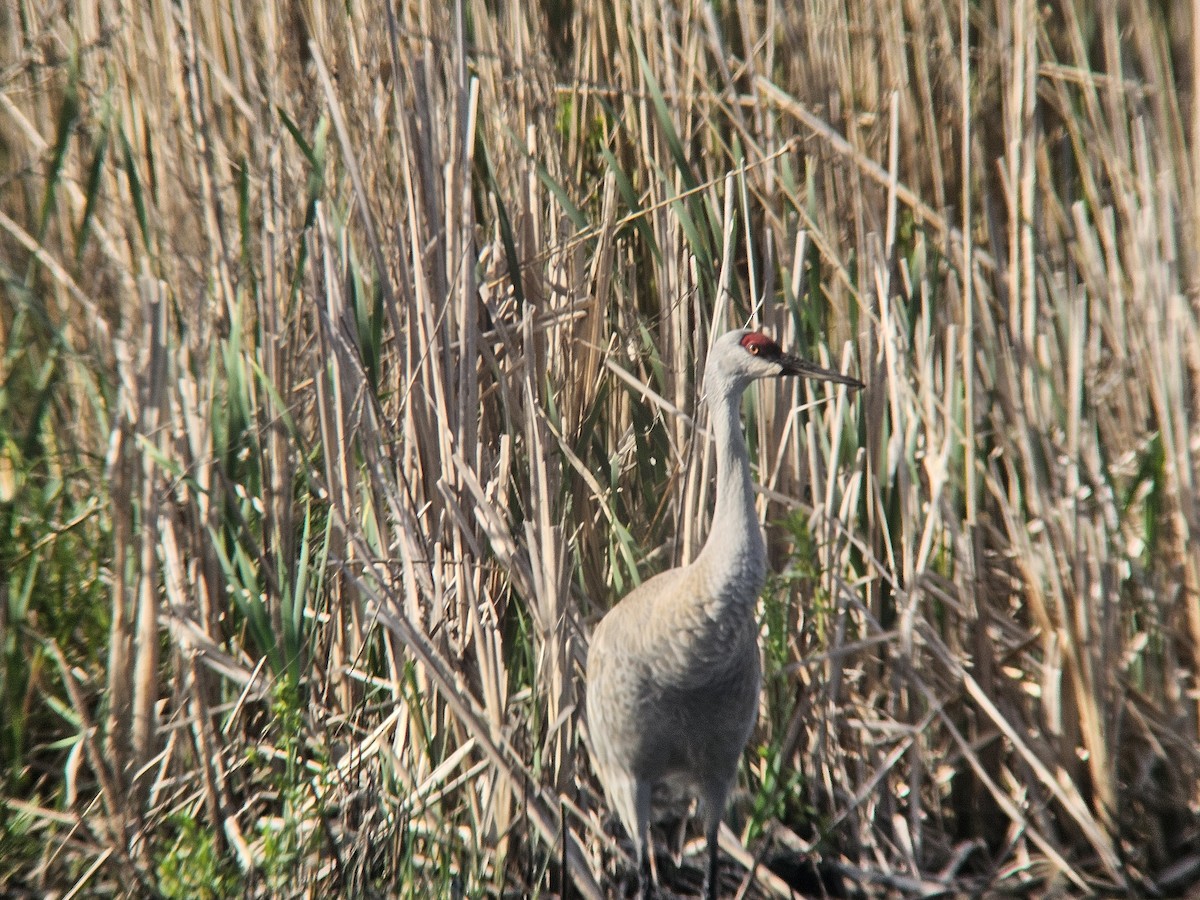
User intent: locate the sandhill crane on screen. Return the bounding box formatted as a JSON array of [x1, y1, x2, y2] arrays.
[[586, 329, 863, 899]]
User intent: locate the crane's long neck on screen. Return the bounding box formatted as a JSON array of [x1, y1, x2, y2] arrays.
[[693, 383, 766, 612]]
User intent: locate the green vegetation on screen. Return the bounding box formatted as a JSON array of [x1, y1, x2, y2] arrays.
[[1, 0, 1198, 896]]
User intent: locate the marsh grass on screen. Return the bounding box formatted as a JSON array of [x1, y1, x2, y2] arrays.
[[1, 0, 1198, 896]]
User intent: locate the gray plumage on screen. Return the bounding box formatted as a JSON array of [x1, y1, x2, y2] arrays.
[[586, 329, 863, 899]]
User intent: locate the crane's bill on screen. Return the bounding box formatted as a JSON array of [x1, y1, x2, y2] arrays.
[[778, 354, 864, 390]]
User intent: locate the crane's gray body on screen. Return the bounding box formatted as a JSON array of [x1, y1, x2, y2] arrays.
[[586, 547, 764, 852], [585, 330, 862, 897]]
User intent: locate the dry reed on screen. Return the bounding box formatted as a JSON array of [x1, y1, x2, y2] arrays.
[[1, 0, 1198, 896]]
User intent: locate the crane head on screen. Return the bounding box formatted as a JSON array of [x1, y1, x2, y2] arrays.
[[704, 329, 864, 396]]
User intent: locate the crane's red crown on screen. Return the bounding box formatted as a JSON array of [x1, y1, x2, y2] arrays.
[[739, 331, 781, 359]]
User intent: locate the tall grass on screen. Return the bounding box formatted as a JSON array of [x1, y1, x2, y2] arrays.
[[1, 0, 1198, 896]]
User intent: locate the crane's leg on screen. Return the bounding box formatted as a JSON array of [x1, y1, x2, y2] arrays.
[[634, 779, 654, 899], [704, 817, 720, 900], [700, 777, 732, 900], [636, 846, 652, 900]]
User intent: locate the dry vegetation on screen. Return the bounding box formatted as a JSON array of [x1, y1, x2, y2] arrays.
[[2, 0, 1199, 897]]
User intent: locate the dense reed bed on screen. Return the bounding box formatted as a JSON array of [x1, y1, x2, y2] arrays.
[[2, 1, 1198, 896]]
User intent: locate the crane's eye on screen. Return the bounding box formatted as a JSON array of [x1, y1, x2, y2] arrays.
[[740, 332, 779, 358]]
